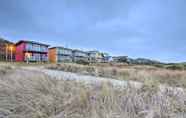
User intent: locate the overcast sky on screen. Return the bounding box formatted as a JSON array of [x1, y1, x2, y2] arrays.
[[0, 0, 186, 62]]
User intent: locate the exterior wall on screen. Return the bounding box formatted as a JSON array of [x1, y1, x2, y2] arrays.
[[73, 50, 89, 62], [57, 48, 73, 62], [16, 43, 25, 62], [27, 53, 48, 62], [88, 51, 105, 63], [25, 43, 48, 53], [73, 56, 89, 62], [57, 55, 72, 62], [16, 41, 49, 62], [0, 42, 6, 61], [25, 42, 48, 62], [0, 40, 16, 61], [73, 51, 88, 57], [57, 48, 73, 56], [49, 48, 57, 63], [88, 52, 97, 63], [49, 47, 73, 63]]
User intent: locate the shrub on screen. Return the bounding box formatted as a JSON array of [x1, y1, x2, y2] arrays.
[[166, 64, 184, 70], [153, 64, 165, 68], [76, 60, 89, 65]]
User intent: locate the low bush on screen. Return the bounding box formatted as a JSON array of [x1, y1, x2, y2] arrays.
[[166, 64, 185, 70], [153, 64, 165, 68], [75, 60, 90, 65]]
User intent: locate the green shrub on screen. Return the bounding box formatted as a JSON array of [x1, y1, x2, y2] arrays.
[[166, 64, 184, 70], [153, 64, 165, 68], [76, 60, 89, 65]]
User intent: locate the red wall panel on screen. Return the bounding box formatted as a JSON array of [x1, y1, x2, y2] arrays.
[[16, 43, 26, 62]]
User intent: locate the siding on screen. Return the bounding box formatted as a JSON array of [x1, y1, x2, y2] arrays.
[[49, 48, 57, 63], [0, 40, 15, 61], [16, 43, 25, 62]]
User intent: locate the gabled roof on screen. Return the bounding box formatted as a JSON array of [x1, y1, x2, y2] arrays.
[[15, 40, 50, 46]]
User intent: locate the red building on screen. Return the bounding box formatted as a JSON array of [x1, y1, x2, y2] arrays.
[[15, 40, 49, 62]]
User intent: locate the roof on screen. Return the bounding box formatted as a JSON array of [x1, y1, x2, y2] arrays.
[[112, 56, 128, 59], [49, 46, 73, 51], [73, 49, 88, 54], [87, 50, 100, 54], [0, 38, 14, 45], [15, 40, 50, 46]]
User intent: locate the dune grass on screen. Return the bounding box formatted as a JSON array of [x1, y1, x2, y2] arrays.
[[47, 63, 186, 88], [0, 64, 186, 118]]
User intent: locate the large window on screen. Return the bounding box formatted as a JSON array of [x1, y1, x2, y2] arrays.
[[26, 43, 32, 51], [40, 46, 47, 52], [74, 51, 88, 57], [57, 48, 72, 55], [26, 43, 48, 52], [25, 53, 47, 61], [57, 55, 72, 62]]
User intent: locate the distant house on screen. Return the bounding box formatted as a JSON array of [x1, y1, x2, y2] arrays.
[[112, 56, 128, 63], [0, 38, 15, 61], [49, 47, 73, 63], [102, 52, 112, 62], [88, 51, 104, 63], [87, 51, 98, 63], [72, 49, 89, 62], [15, 40, 49, 62]]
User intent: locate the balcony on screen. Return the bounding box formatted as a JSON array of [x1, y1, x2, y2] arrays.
[[25, 44, 48, 53], [25, 56, 48, 62], [74, 52, 88, 57], [57, 49, 72, 56]]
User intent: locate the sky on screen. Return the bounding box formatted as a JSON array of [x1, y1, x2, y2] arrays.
[[0, 0, 186, 62]]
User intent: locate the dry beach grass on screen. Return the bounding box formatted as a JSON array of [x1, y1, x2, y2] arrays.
[[48, 63, 186, 88], [0, 64, 186, 118]]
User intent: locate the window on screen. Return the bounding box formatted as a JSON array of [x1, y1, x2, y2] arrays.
[[41, 46, 47, 52], [26, 43, 32, 51]]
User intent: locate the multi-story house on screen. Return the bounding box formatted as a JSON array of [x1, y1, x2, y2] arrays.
[[72, 49, 89, 62], [49, 47, 73, 63], [0, 38, 15, 61], [15, 40, 49, 62], [102, 52, 112, 62], [88, 51, 104, 63], [88, 51, 99, 63]]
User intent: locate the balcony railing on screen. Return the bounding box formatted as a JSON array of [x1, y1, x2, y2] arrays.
[[57, 50, 72, 56], [25, 56, 48, 61]]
